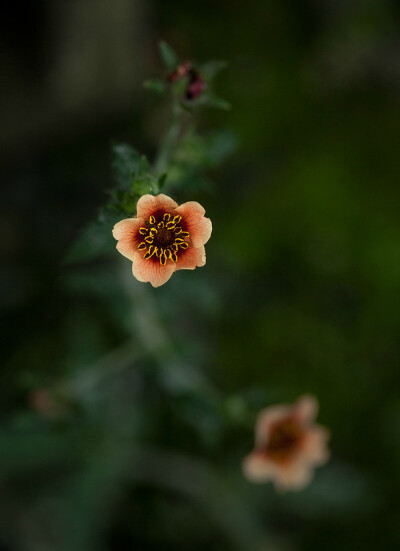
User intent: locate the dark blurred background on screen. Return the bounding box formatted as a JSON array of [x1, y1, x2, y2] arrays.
[[1, 1, 400, 550]]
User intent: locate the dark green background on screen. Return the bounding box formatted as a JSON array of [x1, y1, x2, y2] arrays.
[[1, 1, 399, 550]]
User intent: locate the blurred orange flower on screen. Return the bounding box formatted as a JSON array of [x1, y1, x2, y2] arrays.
[[113, 194, 212, 287], [243, 395, 330, 492]]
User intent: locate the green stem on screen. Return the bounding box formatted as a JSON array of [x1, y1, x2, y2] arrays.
[[153, 100, 184, 180]]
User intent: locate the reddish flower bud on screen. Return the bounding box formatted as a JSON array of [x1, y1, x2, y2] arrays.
[[167, 61, 191, 83], [185, 71, 207, 100]]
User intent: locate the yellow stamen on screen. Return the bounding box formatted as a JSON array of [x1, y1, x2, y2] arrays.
[[166, 221, 176, 230], [171, 252, 178, 262], [145, 236, 153, 244], [150, 228, 157, 237], [149, 215, 156, 225], [173, 215, 182, 224], [159, 252, 167, 265], [144, 245, 157, 259], [158, 221, 164, 229], [137, 242, 146, 250], [174, 227, 182, 235], [181, 231, 190, 237], [163, 213, 171, 222], [139, 227, 148, 236], [178, 242, 189, 249]]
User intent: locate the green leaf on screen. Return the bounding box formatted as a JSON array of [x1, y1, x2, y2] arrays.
[[139, 155, 150, 173], [158, 173, 168, 190], [143, 79, 167, 95], [199, 60, 228, 80], [205, 95, 232, 111], [159, 40, 179, 71], [132, 176, 153, 196]]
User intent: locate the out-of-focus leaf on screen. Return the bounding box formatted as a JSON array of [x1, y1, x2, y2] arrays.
[[158, 173, 168, 190], [206, 95, 232, 111], [182, 94, 231, 111], [143, 79, 167, 95], [200, 60, 228, 80], [159, 40, 179, 71]]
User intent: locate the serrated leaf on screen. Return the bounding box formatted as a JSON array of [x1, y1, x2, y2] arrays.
[[159, 40, 179, 71], [132, 178, 152, 196]]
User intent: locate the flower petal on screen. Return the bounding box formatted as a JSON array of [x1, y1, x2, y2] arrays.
[[113, 218, 145, 260], [175, 245, 206, 271], [242, 452, 277, 483], [175, 201, 212, 247], [274, 460, 313, 492], [136, 194, 178, 220], [302, 426, 330, 465], [255, 405, 292, 447], [132, 251, 176, 287]]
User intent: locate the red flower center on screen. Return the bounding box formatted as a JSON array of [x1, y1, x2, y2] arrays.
[[263, 418, 305, 464], [137, 212, 190, 265]]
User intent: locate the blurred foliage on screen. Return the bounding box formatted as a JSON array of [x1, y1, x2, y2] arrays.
[[1, 1, 400, 551]]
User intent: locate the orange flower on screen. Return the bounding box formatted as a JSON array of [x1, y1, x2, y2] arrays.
[[243, 395, 330, 492], [112, 194, 212, 287]]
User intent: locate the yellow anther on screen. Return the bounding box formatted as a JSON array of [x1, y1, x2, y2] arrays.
[[171, 243, 178, 251], [157, 221, 165, 229], [181, 231, 190, 237], [174, 227, 182, 235], [149, 215, 156, 225], [139, 227, 148, 236], [144, 245, 157, 260], [150, 228, 157, 237], [145, 236, 153, 244], [163, 213, 171, 222], [156, 247, 164, 258], [178, 242, 189, 249], [171, 252, 178, 262], [166, 221, 176, 230], [137, 242, 146, 250], [175, 238, 185, 244], [159, 252, 167, 265], [173, 215, 182, 224]]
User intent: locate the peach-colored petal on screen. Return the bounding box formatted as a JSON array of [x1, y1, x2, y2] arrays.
[[175, 245, 206, 271], [136, 194, 178, 220], [132, 251, 176, 288], [242, 452, 277, 483], [302, 426, 330, 465], [294, 395, 319, 424], [275, 460, 313, 492], [175, 202, 212, 248], [113, 217, 145, 260], [255, 405, 292, 447]]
